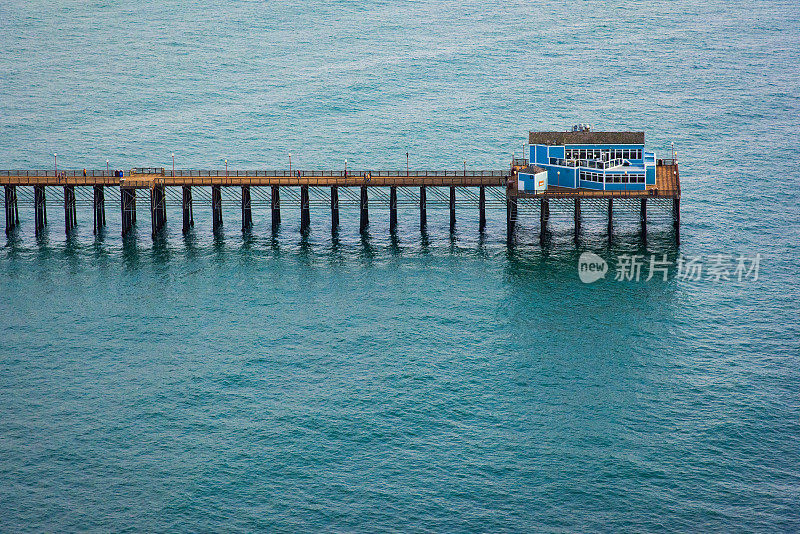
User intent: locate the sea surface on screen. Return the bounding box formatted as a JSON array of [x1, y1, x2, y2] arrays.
[[1, 0, 799, 531]]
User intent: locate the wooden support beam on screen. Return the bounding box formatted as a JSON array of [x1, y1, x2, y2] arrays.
[[419, 186, 427, 230], [211, 184, 223, 231], [479, 185, 486, 231], [121, 187, 135, 236], [330, 186, 339, 231], [574, 198, 581, 241], [4, 185, 16, 233], [34, 185, 47, 235], [150, 186, 166, 237], [271, 185, 280, 228], [640, 198, 647, 238], [389, 186, 397, 232], [449, 186, 456, 231], [63, 185, 76, 233], [607, 198, 613, 241], [182, 186, 193, 234], [241, 186, 252, 231], [360, 185, 369, 233], [93, 185, 105, 234], [539, 198, 547, 245], [300, 184, 310, 233], [673, 198, 680, 244], [507, 195, 517, 242]]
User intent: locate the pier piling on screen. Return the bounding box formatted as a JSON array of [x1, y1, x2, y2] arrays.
[[360, 185, 369, 233], [574, 198, 581, 241], [479, 186, 486, 231], [300, 184, 310, 233], [121, 187, 136, 236], [4, 185, 18, 233], [449, 186, 456, 231], [607, 199, 613, 241], [389, 186, 398, 232], [211, 185, 223, 231], [93, 185, 105, 234], [673, 198, 680, 244], [640, 198, 647, 238], [330, 186, 339, 231], [507, 195, 517, 242], [241, 186, 252, 231], [34, 185, 47, 234], [420, 186, 427, 229], [63, 185, 77, 233], [182, 186, 193, 233], [539, 198, 548, 245], [150, 185, 166, 237], [271, 185, 281, 228]]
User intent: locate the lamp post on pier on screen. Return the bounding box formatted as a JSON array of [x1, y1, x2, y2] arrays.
[[344, 159, 347, 177], [406, 152, 409, 176], [464, 160, 466, 176], [54, 153, 57, 176], [289, 153, 292, 175], [225, 159, 228, 177], [171, 154, 175, 177], [106, 159, 109, 174]]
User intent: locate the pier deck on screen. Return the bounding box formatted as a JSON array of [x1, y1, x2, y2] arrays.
[[1, 163, 680, 242]]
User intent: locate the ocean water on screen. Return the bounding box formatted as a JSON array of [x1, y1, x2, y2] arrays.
[[1, 0, 800, 531]]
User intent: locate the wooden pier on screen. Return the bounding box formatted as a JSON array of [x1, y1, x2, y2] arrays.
[[0, 161, 680, 242]]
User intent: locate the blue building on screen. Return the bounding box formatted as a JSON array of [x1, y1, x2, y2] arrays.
[[528, 125, 656, 191]]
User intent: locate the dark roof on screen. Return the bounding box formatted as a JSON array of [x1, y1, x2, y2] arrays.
[[519, 166, 546, 175], [528, 131, 645, 146]]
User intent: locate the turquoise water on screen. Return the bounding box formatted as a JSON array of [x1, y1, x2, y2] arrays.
[[2, 0, 800, 531]]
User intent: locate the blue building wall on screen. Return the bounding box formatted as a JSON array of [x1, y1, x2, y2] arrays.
[[530, 143, 655, 190]]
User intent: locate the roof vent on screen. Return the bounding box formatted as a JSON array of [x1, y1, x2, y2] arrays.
[[571, 124, 591, 132]]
